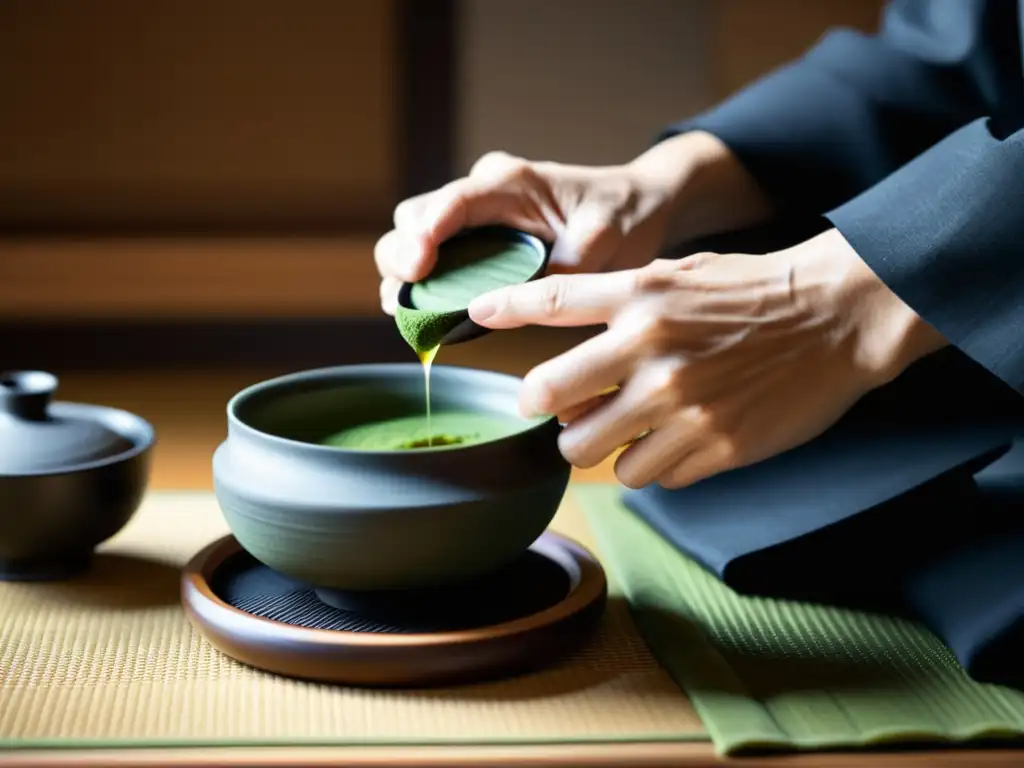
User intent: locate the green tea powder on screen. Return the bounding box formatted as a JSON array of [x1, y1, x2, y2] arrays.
[[394, 307, 463, 358]]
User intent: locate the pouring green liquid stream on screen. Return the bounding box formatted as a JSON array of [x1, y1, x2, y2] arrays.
[[393, 230, 546, 448], [418, 344, 441, 446]]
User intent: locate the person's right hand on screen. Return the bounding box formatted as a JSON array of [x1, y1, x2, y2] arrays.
[[374, 131, 773, 314]]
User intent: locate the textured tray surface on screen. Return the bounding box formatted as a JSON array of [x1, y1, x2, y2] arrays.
[[0, 491, 704, 748], [211, 547, 570, 634]]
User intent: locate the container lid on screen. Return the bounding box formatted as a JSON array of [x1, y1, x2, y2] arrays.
[[0, 371, 134, 474], [395, 226, 552, 352]]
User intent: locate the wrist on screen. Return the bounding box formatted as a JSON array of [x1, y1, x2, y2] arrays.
[[876, 303, 949, 384], [791, 228, 949, 388], [627, 131, 774, 248]]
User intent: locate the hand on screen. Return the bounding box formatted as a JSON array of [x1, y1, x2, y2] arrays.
[[374, 132, 774, 314], [467, 228, 948, 489]]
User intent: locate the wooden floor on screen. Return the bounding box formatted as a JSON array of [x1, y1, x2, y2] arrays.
[[51, 326, 617, 491]]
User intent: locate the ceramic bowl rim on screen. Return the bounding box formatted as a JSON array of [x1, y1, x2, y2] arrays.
[[396, 225, 550, 314], [0, 402, 155, 478], [225, 362, 557, 456]]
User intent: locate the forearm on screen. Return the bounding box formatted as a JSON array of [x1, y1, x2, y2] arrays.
[[628, 130, 775, 248]]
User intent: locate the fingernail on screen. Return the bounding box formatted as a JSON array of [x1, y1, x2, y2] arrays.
[[401, 236, 432, 282], [519, 401, 545, 420], [468, 296, 497, 323], [517, 387, 540, 419]]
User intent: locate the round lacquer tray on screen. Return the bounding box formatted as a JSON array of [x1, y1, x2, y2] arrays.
[[181, 531, 607, 687]]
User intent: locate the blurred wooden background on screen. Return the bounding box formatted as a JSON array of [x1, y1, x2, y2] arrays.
[[0, 0, 885, 488], [0, 0, 883, 362], [1, 0, 399, 231]]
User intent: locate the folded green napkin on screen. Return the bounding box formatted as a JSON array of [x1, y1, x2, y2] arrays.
[[574, 484, 1024, 756]]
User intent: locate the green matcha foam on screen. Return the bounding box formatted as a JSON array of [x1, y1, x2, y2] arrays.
[[394, 307, 464, 357]]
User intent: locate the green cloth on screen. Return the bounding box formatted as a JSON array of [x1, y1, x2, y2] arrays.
[[574, 483, 1024, 755]]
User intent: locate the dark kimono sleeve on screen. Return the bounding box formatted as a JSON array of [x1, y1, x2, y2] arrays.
[[660, 0, 1024, 393], [828, 117, 1024, 394]]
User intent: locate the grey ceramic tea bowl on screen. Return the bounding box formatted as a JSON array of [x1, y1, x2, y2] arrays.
[[0, 370, 154, 581], [212, 364, 571, 593]]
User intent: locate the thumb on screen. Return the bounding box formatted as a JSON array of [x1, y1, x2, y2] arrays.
[[468, 270, 641, 329]]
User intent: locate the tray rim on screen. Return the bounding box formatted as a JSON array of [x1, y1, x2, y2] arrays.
[[180, 529, 608, 686]]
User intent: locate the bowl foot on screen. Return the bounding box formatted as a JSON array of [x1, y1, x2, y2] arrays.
[[0, 550, 93, 582]]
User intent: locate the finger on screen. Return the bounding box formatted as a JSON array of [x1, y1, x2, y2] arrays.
[[374, 228, 434, 284], [558, 382, 665, 469], [380, 276, 402, 315], [559, 359, 694, 467], [558, 391, 613, 425], [393, 192, 431, 232], [468, 270, 640, 329], [392, 166, 550, 282], [613, 407, 709, 489], [420, 175, 557, 251], [659, 438, 738, 489], [557, 385, 620, 423], [520, 330, 635, 418]]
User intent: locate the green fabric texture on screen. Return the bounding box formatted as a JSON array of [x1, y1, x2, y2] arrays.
[[573, 483, 1024, 756]]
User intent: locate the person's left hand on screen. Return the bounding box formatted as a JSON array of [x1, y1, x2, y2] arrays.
[[467, 228, 948, 489]]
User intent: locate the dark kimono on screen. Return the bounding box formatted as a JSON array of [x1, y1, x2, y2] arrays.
[[633, 0, 1024, 688]]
